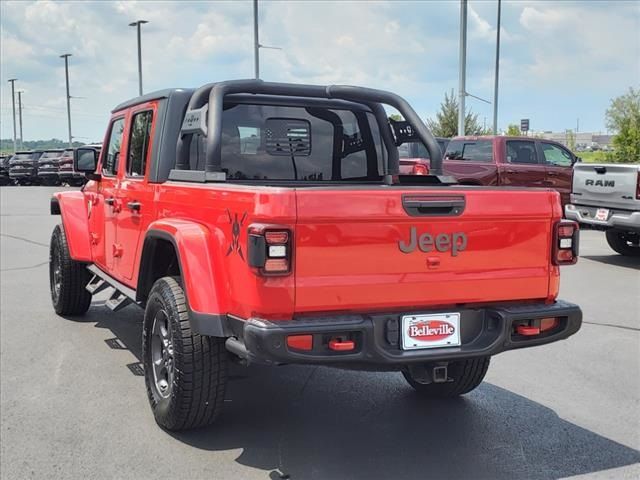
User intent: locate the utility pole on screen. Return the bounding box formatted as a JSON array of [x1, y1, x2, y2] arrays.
[[492, 0, 501, 135], [17, 90, 24, 150], [60, 54, 73, 148], [253, 0, 259, 79], [576, 118, 579, 133], [458, 0, 468, 136], [7, 78, 17, 152], [129, 20, 148, 95]]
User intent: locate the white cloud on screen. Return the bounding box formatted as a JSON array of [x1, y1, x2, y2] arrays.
[[0, 0, 638, 141]]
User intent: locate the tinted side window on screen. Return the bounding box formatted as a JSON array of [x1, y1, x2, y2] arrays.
[[102, 118, 125, 176], [445, 140, 493, 161], [127, 110, 153, 177], [540, 142, 572, 166], [506, 140, 539, 164]]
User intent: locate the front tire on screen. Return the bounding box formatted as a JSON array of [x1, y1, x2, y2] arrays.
[[403, 357, 490, 398], [49, 224, 92, 315], [605, 229, 640, 257], [142, 276, 228, 431]]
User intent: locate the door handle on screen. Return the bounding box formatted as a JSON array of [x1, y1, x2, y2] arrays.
[[127, 201, 141, 212], [548, 171, 558, 176], [505, 169, 516, 174], [105, 197, 115, 206]]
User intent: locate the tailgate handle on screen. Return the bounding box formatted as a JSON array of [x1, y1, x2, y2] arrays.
[[594, 166, 607, 174], [402, 195, 465, 217]]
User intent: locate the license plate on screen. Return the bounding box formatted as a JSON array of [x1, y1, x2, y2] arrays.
[[595, 208, 609, 221], [401, 313, 461, 350]]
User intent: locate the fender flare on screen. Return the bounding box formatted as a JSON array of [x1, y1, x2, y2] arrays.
[[137, 219, 231, 337], [50, 192, 92, 262]]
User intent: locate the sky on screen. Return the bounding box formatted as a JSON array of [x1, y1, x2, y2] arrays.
[[1, 0, 639, 143]]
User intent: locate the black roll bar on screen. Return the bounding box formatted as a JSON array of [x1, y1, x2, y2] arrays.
[[174, 79, 443, 178]]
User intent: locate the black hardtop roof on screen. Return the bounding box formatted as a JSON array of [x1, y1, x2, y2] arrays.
[[112, 88, 194, 113], [111, 87, 375, 114], [110, 79, 445, 180]]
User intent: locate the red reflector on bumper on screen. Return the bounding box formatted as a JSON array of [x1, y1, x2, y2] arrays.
[[540, 317, 559, 332], [328, 339, 355, 351], [516, 325, 540, 336], [287, 335, 313, 351]]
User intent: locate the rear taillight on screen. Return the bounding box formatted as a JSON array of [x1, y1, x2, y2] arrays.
[[553, 220, 579, 265], [248, 225, 292, 275], [636, 171, 640, 200], [411, 163, 429, 175]]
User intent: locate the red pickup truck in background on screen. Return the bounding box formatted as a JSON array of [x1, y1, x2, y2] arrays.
[[442, 136, 577, 206]]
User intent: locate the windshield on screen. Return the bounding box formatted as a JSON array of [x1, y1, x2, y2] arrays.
[[10, 153, 33, 161], [189, 104, 385, 181]]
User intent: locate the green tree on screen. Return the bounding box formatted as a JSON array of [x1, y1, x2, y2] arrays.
[[506, 124, 521, 136], [566, 130, 576, 151], [605, 87, 640, 163], [427, 89, 486, 137], [388, 113, 403, 122]]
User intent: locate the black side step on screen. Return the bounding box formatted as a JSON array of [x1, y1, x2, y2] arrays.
[[86, 264, 138, 311]]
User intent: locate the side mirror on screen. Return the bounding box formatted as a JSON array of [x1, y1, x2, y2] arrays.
[[573, 156, 582, 164], [74, 147, 100, 180], [74, 147, 97, 172]]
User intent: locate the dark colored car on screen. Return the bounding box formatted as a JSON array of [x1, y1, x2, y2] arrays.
[[442, 136, 577, 207], [9, 151, 44, 185], [37, 150, 65, 186], [0, 155, 11, 186], [59, 146, 101, 186], [398, 138, 450, 175]]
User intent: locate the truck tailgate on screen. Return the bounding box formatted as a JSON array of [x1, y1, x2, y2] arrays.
[[294, 187, 558, 313], [572, 163, 640, 210]]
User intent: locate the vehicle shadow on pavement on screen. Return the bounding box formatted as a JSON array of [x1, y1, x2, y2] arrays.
[[172, 364, 640, 480], [80, 305, 640, 480], [583, 255, 640, 270]]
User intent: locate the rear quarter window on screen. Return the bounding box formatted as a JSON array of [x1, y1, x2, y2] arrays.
[[445, 140, 493, 162]]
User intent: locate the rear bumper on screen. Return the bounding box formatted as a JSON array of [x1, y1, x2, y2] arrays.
[[565, 204, 640, 232], [230, 300, 582, 369]]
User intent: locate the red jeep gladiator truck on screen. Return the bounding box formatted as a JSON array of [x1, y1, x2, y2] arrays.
[[49, 80, 582, 431]]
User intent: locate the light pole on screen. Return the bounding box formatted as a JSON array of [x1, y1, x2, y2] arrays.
[[253, 0, 259, 78], [7, 78, 17, 152], [458, 0, 468, 136], [492, 0, 501, 135], [17, 90, 24, 149], [252, 1, 281, 79], [129, 20, 148, 96], [60, 54, 73, 148]]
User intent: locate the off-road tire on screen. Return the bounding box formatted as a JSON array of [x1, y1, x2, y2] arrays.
[[605, 229, 640, 257], [142, 276, 228, 431], [49, 224, 92, 315], [403, 356, 490, 398]]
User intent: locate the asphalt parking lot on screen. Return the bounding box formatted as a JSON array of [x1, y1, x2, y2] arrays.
[[1, 186, 639, 480]]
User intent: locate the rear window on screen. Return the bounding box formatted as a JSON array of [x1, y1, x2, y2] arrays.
[[189, 104, 385, 181], [445, 140, 493, 162], [11, 153, 32, 161], [41, 151, 62, 159], [398, 140, 449, 160]]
